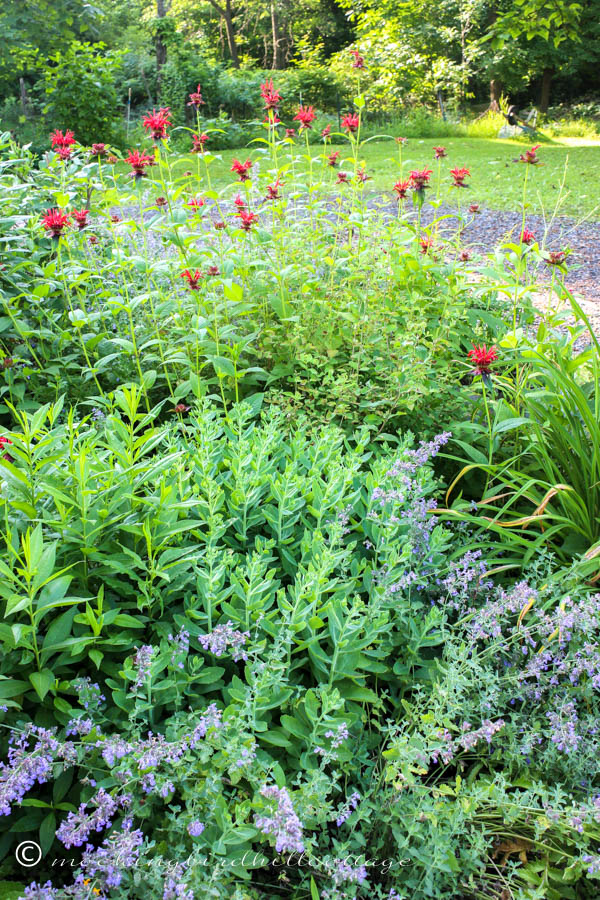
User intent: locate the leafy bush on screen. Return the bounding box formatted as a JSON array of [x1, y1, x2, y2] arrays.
[[35, 42, 123, 146]]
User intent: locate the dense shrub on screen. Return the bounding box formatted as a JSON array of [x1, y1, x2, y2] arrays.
[[35, 42, 123, 147]]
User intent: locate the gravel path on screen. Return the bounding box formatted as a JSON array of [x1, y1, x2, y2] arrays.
[[374, 197, 600, 302]]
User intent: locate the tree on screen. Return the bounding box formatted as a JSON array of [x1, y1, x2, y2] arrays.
[[156, 0, 169, 79], [0, 0, 103, 97], [205, 0, 241, 67]]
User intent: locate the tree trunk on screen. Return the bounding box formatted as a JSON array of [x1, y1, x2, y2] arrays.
[[489, 79, 501, 112], [271, 2, 284, 69], [207, 0, 240, 68], [539, 67, 553, 113], [19, 78, 30, 119], [156, 0, 167, 89]]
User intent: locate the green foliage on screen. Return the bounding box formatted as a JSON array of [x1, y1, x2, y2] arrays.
[[0, 0, 104, 93], [0, 93, 599, 900], [35, 41, 122, 145], [445, 307, 600, 567]]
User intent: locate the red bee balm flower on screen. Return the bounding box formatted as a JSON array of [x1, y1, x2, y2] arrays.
[[469, 203, 480, 214], [191, 133, 209, 153], [180, 269, 202, 290], [91, 143, 107, 157], [143, 107, 172, 140], [468, 344, 498, 375], [237, 210, 258, 232], [233, 194, 246, 210], [341, 113, 360, 133], [188, 197, 205, 210], [50, 130, 76, 150], [231, 159, 253, 182], [419, 237, 433, 254], [125, 150, 155, 177], [356, 168, 370, 183], [521, 228, 535, 244], [519, 144, 542, 165], [322, 125, 332, 139], [327, 151, 340, 167], [395, 136, 408, 145], [207, 265, 220, 277], [409, 168, 433, 192], [293, 106, 316, 130], [393, 179, 411, 200], [285, 128, 295, 139], [72, 209, 89, 229], [260, 79, 281, 111], [450, 167, 470, 188], [336, 172, 349, 184], [265, 179, 283, 200], [433, 146, 447, 159], [173, 403, 190, 414], [0, 435, 12, 461], [350, 49, 365, 69], [142, 107, 172, 141], [41, 209, 70, 239], [546, 250, 568, 266], [460, 250, 472, 262], [187, 85, 205, 108], [56, 147, 72, 160]]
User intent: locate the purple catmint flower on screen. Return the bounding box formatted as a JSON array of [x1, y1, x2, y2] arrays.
[[137, 733, 185, 771], [198, 622, 250, 662], [234, 743, 257, 768], [429, 719, 505, 765], [325, 723, 349, 749], [131, 645, 156, 691], [20, 882, 59, 899], [65, 718, 94, 737], [73, 677, 105, 711], [141, 773, 156, 794], [189, 704, 222, 747], [386, 432, 452, 476], [159, 780, 174, 799], [168, 627, 190, 670], [583, 854, 600, 875], [0, 725, 74, 817], [254, 785, 304, 854], [56, 788, 127, 848], [187, 820, 205, 837], [547, 702, 580, 753], [331, 858, 368, 885], [78, 819, 144, 890], [335, 790, 360, 826], [163, 865, 194, 900], [458, 719, 505, 751]]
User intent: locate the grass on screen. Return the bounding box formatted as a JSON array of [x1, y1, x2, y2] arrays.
[[166, 136, 600, 220]]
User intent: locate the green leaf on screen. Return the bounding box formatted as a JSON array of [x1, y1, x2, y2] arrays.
[[40, 811, 57, 854], [29, 669, 55, 701]]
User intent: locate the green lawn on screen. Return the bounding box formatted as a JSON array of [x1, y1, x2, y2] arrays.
[[167, 136, 600, 220]]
